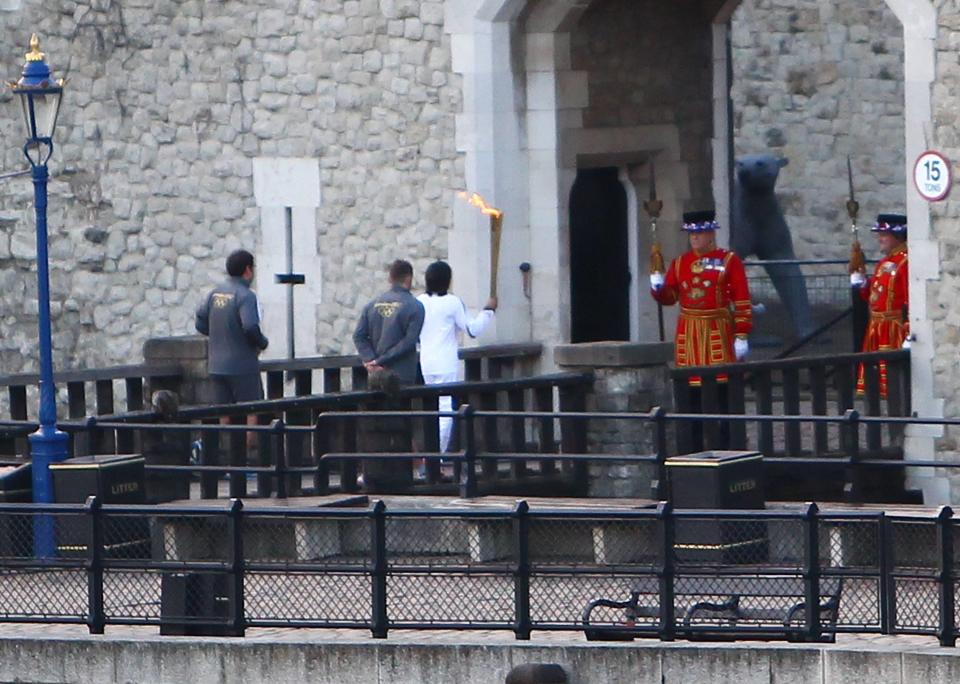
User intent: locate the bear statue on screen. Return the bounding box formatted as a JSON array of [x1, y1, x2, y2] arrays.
[[731, 154, 815, 340]]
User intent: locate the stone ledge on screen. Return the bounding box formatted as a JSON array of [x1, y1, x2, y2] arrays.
[[554, 341, 673, 368], [143, 335, 208, 362], [0, 632, 952, 684]]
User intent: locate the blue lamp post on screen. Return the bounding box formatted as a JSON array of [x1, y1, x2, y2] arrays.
[[9, 35, 67, 556]]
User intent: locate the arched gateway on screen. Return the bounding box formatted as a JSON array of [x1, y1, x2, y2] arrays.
[[445, 0, 944, 502]]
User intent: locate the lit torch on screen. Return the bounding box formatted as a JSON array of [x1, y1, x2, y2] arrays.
[[460, 192, 503, 298]]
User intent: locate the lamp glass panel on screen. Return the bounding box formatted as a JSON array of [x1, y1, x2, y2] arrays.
[[17, 93, 34, 139], [32, 90, 63, 139]]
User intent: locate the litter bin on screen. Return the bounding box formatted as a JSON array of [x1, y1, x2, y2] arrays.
[[0, 463, 32, 557], [160, 571, 242, 636], [50, 454, 149, 557], [666, 450, 766, 563]]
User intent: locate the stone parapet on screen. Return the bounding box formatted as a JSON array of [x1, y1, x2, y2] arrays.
[[142, 335, 210, 406], [0, 633, 954, 683], [555, 342, 673, 498]]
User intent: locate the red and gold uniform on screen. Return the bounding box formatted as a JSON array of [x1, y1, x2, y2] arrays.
[[652, 248, 752, 384], [856, 242, 908, 397]]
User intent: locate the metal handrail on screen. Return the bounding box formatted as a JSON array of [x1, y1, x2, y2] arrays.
[[0, 497, 953, 645]]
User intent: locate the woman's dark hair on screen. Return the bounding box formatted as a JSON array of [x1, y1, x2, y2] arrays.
[[226, 250, 255, 277], [425, 261, 452, 296]]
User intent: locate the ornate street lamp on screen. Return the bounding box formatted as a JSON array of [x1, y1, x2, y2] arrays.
[[8, 34, 67, 556]]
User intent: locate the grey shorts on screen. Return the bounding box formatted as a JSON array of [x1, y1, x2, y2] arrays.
[[209, 373, 264, 404]]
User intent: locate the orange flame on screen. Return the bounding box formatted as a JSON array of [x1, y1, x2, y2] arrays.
[[459, 191, 502, 218]]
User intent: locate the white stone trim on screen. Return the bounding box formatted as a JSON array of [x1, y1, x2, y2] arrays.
[[885, 0, 942, 502], [618, 166, 641, 342], [251, 157, 323, 360], [711, 21, 732, 247]]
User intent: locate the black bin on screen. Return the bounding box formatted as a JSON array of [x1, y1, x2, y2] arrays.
[[666, 450, 767, 564], [0, 463, 32, 557], [50, 454, 149, 557], [142, 431, 191, 503], [160, 572, 242, 636]]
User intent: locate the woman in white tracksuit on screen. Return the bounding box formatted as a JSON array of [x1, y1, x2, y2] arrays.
[[417, 261, 497, 452]]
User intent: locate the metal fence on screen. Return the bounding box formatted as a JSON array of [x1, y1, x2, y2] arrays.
[[0, 400, 946, 505], [743, 258, 871, 359], [0, 498, 955, 645]]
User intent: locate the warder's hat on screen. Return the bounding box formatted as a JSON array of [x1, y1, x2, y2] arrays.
[[681, 210, 720, 232], [871, 213, 907, 235]]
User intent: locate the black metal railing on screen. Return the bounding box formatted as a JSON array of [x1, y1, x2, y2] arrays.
[[0, 497, 956, 646], [743, 258, 872, 358], [0, 363, 183, 458], [2, 403, 954, 507], [3, 372, 591, 502], [0, 342, 543, 452], [671, 349, 911, 501], [257, 342, 543, 397]]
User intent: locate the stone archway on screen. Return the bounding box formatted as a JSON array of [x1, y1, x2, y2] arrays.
[[446, 2, 939, 462]]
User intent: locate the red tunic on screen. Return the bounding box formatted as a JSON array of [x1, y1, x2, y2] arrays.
[[856, 244, 908, 397], [651, 248, 752, 384]]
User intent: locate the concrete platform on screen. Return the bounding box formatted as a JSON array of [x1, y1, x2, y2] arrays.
[[154, 494, 658, 564]]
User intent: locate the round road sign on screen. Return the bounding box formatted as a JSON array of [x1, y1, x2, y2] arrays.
[[913, 150, 952, 202]]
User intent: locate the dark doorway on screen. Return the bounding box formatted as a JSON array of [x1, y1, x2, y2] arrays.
[[569, 166, 630, 343]]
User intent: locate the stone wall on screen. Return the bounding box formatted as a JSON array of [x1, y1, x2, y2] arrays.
[[554, 342, 674, 499], [0, 0, 921, 376], [730, 0, 906, 260], [1, 633, 959, 684], [0, 0, 462, 374], [571, 0, 716, 212], [585, 364, 672, 498]]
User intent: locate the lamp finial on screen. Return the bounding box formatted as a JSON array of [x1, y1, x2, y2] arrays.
[[25, 34, 44, 63]]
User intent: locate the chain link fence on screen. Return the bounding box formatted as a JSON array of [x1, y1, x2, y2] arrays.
[[0, 501, 956, 644]]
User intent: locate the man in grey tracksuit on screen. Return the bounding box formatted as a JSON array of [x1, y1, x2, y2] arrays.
[[352, 259, 425, 492], [196, 249, 269, 403], [353, 259, 425, 386]]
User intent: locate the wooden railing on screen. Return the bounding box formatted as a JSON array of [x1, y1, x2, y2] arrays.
[[0, 363, 182, 458], [0, 342, 543, 456], [68, 370, 593, 501], [671, 349, 912, 501], [257, 342, 543, 397]]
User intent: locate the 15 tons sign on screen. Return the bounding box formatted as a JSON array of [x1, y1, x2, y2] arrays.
[[913, 150, 952, 202]]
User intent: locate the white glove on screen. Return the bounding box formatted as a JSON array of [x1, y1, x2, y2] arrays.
[[649, 272, 665, 291], [850, 271, 866, 288], [902, 335, 913, 349], [734, 337, 749, 360]]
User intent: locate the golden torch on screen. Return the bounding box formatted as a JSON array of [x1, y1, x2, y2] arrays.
[[461, 192, 503, 298]]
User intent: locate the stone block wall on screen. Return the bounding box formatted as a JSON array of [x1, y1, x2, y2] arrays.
[[571, 0, 716, 212], [0, 0, 921, 377], [730, 0, 906, 259], [555, 342, 674, 499], [585, 365, 673, 498], [0, 0, 462, 374]]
